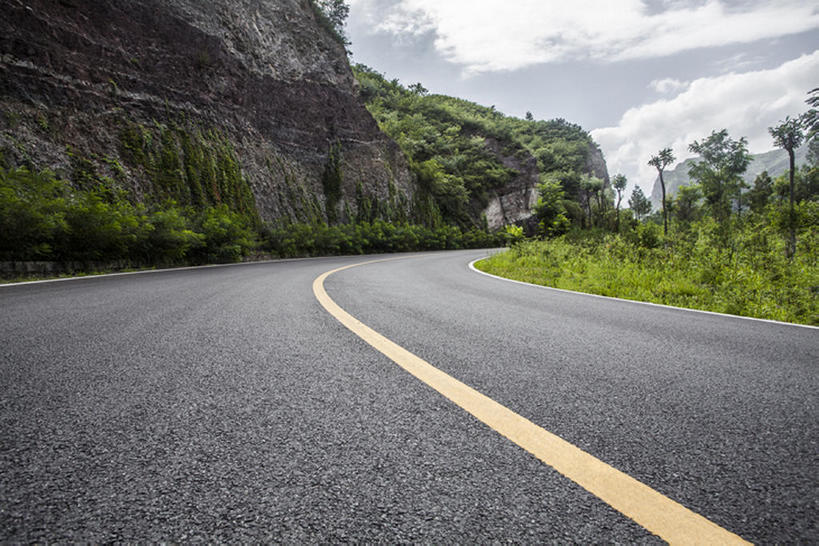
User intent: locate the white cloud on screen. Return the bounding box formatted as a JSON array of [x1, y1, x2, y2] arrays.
[[590, 51, 819, 195], [352, 0, 819, 73], [650, 78, 689, 94]]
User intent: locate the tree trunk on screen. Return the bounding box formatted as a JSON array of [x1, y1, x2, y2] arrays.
[[659, 170, 667, 236], [615, 194, 622, 232], [788, 148, 796, 259]]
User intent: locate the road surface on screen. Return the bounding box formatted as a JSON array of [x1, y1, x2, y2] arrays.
[[1, 250, 816, 542]]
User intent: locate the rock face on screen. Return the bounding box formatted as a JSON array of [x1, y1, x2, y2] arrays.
[[586, 145, 610, 186], [0, 0, 414, 222], [482, 137, 540, 230], [483, 143, 610, 231]]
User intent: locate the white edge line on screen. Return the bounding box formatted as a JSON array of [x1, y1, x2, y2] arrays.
[[0, 255, 334, 288], [0, 250, 444, 288], [468, 254, 819, 331]]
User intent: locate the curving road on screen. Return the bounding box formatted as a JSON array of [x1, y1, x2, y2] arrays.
[[1, 250, 816, 542]]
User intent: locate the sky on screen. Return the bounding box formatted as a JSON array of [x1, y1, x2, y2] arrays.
[[345, 0, 819, 194]]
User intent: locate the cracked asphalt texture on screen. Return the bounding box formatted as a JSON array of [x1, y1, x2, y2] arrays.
[[1, 250, 816, 542]]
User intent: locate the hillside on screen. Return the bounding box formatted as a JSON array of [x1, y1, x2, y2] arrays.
[[0, 0, 413, 225], [0, 0, 612, 269], [353, 65, 609, 230], [650, 146, 810, 207]]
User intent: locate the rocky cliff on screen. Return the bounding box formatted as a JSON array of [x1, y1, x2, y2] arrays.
[[0, 0, 414, 223], [484, 144, 609, 231]]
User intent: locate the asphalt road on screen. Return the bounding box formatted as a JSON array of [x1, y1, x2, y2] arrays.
[[1, 250, 816, 542]]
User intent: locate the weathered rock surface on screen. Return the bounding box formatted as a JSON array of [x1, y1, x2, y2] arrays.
[[482, 137, 540, 230], [0, 0, 414, 222], [483, 143, 609, 231]]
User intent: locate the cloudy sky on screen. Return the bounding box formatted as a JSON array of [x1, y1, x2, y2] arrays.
[[346, 0, 819, 193]]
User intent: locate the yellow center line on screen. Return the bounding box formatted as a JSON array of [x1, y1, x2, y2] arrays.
[[313, 257, 751, 545]]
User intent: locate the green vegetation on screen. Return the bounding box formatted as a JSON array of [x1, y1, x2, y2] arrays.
[[476, 97, 819, 325], [353, 64, 603, 229], [0, 164, 503, 277], [476, 213, 818, 325], [264, 220, 502, 258], [118, 121, 258, 218], [0, 166, 256, 266], [309, 0, 350, 47]]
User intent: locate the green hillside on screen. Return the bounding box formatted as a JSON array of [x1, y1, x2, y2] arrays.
[[353, 64, 607, 229]]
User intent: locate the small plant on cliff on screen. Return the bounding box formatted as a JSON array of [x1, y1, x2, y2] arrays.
[[309, 0, 350, 48]]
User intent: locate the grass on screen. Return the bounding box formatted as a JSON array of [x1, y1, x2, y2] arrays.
[[474, 230, 818, 326]]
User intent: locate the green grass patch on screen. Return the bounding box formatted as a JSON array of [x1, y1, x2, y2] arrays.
[[475, 223, 818, 326]]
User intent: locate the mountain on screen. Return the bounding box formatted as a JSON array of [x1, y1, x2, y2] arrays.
[[353, 65, 609, 230], [0, 0, 608, 232], [0, 0, 413, 224], [650, 147, 810, 207]]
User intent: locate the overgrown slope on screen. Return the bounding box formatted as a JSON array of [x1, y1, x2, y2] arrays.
[[0, 0, 413, 227], [354, 64, 609, 230]]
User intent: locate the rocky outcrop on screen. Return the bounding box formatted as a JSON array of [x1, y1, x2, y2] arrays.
[[483, 142, 610, 231], [586, 145, 610, 186], [0, 0, 414, 222], [482, 138, 540, 230]]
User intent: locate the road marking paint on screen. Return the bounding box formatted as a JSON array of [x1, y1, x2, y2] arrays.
[[314, 258, 751, 545]]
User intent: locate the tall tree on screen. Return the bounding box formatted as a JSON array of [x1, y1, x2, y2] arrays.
[[628, 186, 651, 221], [801, 88, 819, 167], [748, 171, 773, 213], [648, 148, 675, 235], [769, 116, 804, 258], [533, 176, 570, 236], [674, 184, 701, 225], [801, 87, 818, 140], [688, 129, 751, 220], [580, 174, 603, 227], [612, 174, 627, 232]]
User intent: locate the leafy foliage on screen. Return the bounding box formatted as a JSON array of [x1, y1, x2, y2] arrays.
[[353, 64, 601, 228], [119, 121, 258, 220], [0, 165, 505, 275], [0, 166, 252, 264], [688, 129, 752, 219], [308, 0, 350, 46], [263, 220, 503, 258], [476, 211, 818, 325], [628, 186, 652, 220]]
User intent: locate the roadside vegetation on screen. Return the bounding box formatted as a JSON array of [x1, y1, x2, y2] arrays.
[[477, 90, 819, 326], [0, 164, 503, 277]]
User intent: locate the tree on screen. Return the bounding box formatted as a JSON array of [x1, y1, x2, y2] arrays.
[[316, 0, 350, 44], [408, 82, 428, 96], [579, 174, 603, 227], [612, 174, 627, 232], [628, 186, 651, 221], [533, 176, 570, 236], [769, 116, 804, 258], [525, 111, 534, 122], [688, 129, 751, 220], [801, 88, 818, 141], [748, 171, 773, 213], [673, 184, 701, 225], [648, 147, 675, 235]]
